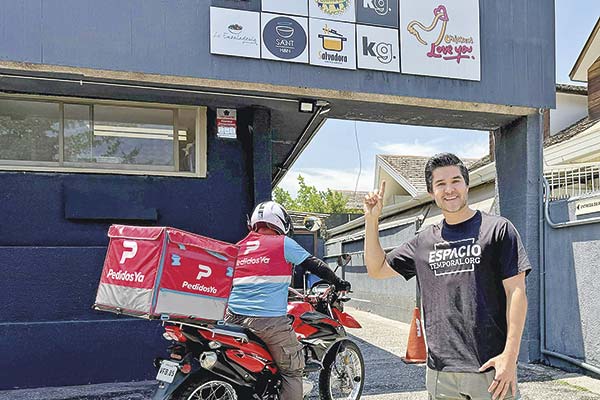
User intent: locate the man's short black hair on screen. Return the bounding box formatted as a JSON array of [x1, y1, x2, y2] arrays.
[[425, 153, 469, 193]]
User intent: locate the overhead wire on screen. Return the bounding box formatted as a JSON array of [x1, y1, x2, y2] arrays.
[[353, 120, 362, 197]]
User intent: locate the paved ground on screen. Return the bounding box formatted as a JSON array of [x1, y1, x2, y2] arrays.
[[2, 307, 599, 400], [337, 308, 600, 400]]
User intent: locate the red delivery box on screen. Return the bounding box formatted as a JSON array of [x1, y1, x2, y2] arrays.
[[94, 225, 239, 321]]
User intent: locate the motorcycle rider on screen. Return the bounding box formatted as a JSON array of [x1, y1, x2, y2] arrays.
[[225, 201, 351, 400]]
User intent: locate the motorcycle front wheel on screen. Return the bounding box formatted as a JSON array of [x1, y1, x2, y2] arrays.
[[173, 376, 238, 400], [318, 340, 365, 400]]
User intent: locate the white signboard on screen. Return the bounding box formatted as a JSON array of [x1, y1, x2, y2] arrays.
[[356, 25, 400, 72], [575, 197, 600, 216], [309, 0, 356, 23], [399, 1, 481, 81], [262, 0, 308, 16], [309, 19, 356, 69], [261, 13, 309, 63], [210, 7, 260, 59], [216, 108, 237, 139]]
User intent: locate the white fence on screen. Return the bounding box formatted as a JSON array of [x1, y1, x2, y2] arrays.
[[544, 162, 600, 201]]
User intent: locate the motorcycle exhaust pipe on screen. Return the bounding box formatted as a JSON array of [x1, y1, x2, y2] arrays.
[[200, 351, 218, 369]]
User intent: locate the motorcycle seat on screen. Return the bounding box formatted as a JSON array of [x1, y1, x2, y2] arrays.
[[212, 323, 250, 341], [215, 323, 268, 347]]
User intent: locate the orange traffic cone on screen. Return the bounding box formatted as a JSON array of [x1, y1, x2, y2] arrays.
[[401, 307, 427, 364]]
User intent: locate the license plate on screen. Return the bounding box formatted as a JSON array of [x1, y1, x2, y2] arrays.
[[156, 360, 179, 383]]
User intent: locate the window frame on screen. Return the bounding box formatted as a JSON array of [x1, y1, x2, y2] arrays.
[[0, 93, 207, 178]]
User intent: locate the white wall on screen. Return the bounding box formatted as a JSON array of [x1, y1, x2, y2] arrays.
[[550, 92, 588, 135]]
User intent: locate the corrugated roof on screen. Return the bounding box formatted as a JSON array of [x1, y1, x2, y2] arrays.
[[334, 190, 370, 210], [379, 154, 478, 194], [555, 84, 588, 95], [467, 154, 492, 171], [379, 155, 430, 193], [288, 210, 329, 229], [544, 117, 598, 147], [464, 117, 598, 170]]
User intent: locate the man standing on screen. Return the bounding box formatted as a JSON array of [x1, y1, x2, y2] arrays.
[[364, 153, 530, 400]]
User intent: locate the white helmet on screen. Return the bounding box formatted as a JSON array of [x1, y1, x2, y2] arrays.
[[249, 201, 293, 235]]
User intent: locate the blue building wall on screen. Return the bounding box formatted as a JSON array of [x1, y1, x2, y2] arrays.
[[324, 219, 419, 324], [544, 201, 600, 370], [0, 112, 265, 389], [0, 0, 555, 109], [0, 0, 555, 389]]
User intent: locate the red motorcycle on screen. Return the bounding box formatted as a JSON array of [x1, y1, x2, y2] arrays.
[[151, 283, 365, 400]]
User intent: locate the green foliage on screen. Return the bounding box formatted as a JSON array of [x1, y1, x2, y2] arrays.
[[273, 174, 357, 214], [322, 189, 351, 213], [296, 175, 325, 212], [273, 186, 297, 210]]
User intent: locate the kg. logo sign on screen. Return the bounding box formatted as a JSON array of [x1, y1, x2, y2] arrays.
[[364, 0, 390, 16], [357, 0, 398, 28], [356, 25, 399, 72], [261, 14, 308, 63]]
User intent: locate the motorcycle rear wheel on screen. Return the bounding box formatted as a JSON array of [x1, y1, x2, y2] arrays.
[[318, 341, 364, 400], [173, 376, 238, 400]]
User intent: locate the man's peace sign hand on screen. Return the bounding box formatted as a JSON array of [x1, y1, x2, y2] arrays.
[[364, 180, 385, 220]]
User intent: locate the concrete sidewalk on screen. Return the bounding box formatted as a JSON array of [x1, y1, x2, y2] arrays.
[[341, 308, 600, 400], [2, 307, 599, 400]]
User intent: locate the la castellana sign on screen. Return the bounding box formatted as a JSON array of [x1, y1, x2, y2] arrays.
[[210, 0, 481, 81]]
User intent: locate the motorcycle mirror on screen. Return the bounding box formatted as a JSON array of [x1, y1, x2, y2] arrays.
[[336, 253, 351, 268], [303, 215, 322, 232]]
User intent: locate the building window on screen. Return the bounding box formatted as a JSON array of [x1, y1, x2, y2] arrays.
[[0, 99, 60, 163], [0, 95, 206, 177]]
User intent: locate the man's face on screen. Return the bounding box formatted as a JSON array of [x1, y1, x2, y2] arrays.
[[429, 166, 469, 213]]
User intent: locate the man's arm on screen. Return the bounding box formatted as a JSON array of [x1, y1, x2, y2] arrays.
[[479, 272, 528, 400], [364, 181, 399, 279], [299, 256, 348, 289]]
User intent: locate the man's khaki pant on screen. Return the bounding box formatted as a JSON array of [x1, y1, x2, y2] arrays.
[[225, 311, 304, 400], [426, 368, 521, 400]]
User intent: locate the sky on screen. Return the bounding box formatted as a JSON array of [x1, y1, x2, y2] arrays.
[[276, 1, 599, 197]]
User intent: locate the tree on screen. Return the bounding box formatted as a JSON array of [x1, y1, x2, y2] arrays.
[[296, 175, 325, 212], [322, 189, 351, 213], [273, 186, 297, 210], [273, 174, 358, 214]]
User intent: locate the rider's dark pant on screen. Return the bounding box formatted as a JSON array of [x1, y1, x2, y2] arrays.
[[225, 310, 304, 400]]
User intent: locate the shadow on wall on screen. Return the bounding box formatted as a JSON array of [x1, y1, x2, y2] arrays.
[[544, 201, 586, 364], [342, 260, 417, 324]]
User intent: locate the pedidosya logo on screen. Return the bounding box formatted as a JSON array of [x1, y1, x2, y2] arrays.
[[263, 17, 307, 60]]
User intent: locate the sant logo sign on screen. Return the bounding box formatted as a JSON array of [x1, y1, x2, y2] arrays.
[[356, 0, 399, 28], [309, 19, 356, 70], [261, 14, 309, 63], [309, 0, 356, 23], [210, 7, 260, 59], [399, 1, 481, 81], [356, 25, 399, 72]]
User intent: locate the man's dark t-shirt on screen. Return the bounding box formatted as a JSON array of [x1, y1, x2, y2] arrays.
[[386, 211, 531, 372]]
